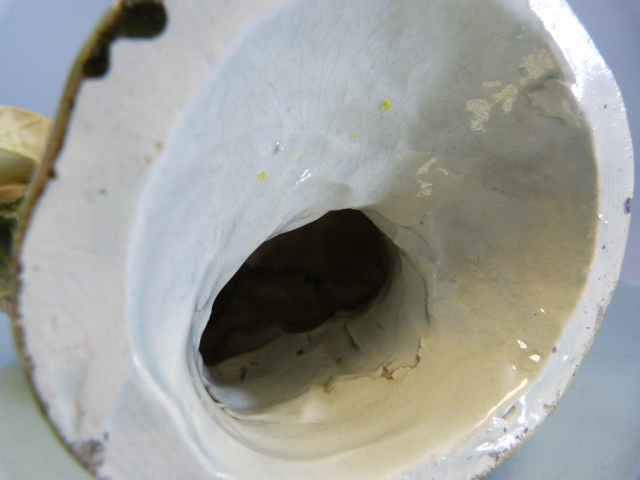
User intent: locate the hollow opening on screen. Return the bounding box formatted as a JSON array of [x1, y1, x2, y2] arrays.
[[200, 209, 392, 365], [198, 209, 408, 412]]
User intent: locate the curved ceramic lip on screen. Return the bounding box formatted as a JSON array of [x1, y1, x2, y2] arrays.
[[435, 0, 635, 477], [7, 3, 142, 471], [10, 0, 633, 479]]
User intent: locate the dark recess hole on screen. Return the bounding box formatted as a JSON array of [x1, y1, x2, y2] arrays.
[[199, 209, 392, 366]]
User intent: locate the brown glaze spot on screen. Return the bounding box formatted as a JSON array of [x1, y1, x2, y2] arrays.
[[84, 0, 168, 78]]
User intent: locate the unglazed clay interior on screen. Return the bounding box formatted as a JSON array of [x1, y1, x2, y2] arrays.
[[127, 0, 598, 477], [200, 210, 393, 366], [200, 209, 411, 411]]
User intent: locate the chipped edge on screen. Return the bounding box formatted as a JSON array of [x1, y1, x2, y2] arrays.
[[7, 2, 166, 478]]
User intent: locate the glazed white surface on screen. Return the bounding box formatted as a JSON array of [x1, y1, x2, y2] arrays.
[[1, 0, 636, 480], [126, 1, 606, 478], [2, 285, 637, 479]]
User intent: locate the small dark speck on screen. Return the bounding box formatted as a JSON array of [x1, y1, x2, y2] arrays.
[[552, 346, 557, 354], [99, 188, 107, 195], [72, 439, 105, 475], [602, 245, 606, 250], [49, 169, 57, 179], [624, 197, 632, 215], [239, 366, 248, 380], [296, 349, 304, 356], [586, 326, 590, 329], [524, 427, 529, 434], [604, 104, 607, 109]]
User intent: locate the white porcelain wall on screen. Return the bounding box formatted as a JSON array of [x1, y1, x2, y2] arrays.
[[0, 1, 637, 479]]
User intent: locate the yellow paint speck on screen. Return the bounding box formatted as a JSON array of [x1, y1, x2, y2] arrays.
[[380, 100, 393, 111], [350, 134, 357, 140], [258, 172, 267, 180]]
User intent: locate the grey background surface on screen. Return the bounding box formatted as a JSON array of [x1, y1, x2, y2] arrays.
[[0, 1, 638, 479]]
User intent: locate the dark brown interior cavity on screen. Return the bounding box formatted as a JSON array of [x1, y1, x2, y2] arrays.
[[199, 209, 392, 366]]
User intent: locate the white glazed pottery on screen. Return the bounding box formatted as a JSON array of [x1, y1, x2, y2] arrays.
[[11, 1, 633, 479]]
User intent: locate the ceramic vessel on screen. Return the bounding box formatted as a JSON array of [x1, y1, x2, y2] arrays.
[[10, 0, 633, 479]]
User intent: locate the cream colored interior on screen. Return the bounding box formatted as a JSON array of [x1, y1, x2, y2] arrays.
[[127, 0, 598, 477]]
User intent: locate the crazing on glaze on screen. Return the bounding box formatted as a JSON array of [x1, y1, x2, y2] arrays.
[[13, 0, 632, 479], [130, 0, 597, 476]]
